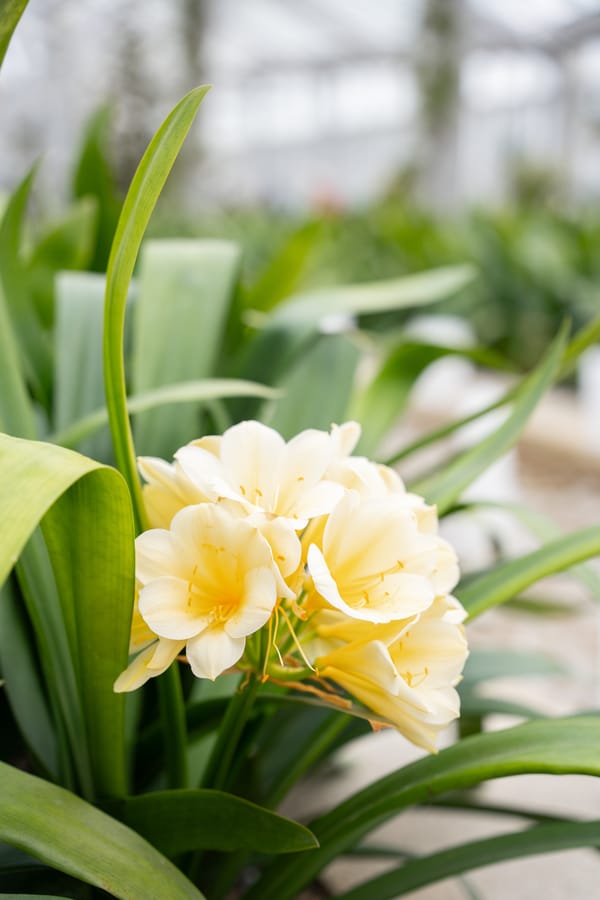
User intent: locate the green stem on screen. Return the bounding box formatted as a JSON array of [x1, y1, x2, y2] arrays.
[[158, 664, 188, 789], [201, 673, 259, 791]]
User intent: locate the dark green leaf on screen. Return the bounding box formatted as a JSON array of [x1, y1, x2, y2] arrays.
[[116, 789, 318, 856], [0, 762, 204, 899]]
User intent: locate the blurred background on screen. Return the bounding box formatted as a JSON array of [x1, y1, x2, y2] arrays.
[[4, 0, 600, 212]]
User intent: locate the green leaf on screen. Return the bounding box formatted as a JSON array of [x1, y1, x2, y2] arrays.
[[27, 197, 98, 328], [337, 820, 600, 900], [234, 265, 475, 421], [0, 578, 58, 776], [0, 432, 134, 799], [461, 648, 564, 686], [243, 219, 323, 313], [0, 762, 204, 899], [72, 105, 122, 271], [412, 323, 568, 514], [352, 340, 513, 458], [50, 378, 280, 450], [0, 279, 37, 438], [132, 239, 241, 457], [459, 524, 600, 619], [275, 263, 476, 325], [53, 272, 112, 460], [267, 334, 360, 438], [246, 716, 600, 900], [0, 168, 53, 410], [103, 85, 210, 532], [116, 789, 318, 856], [0, 0, 28, 67]]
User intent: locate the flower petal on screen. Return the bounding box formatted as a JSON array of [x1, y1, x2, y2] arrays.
[[226, 566, 277, 638], [138, 576, 209, 640], [186, 627, 246, 680]]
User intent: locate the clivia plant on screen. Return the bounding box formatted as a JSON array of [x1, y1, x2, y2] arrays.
[[2, 6, 600, 899]]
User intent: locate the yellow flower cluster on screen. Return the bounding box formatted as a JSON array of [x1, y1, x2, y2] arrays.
[[115, 420, 468, 751]]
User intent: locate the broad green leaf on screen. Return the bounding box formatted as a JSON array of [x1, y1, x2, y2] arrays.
[[0, 762, 204, 900], [412, 324, 567, 513], [337, 819, 600, 900], [50, 378, 280, 450], [116, 789, 318, 856], [275, 263, 476, 326], [0, 578, 58, 776], [0, 168, 52, 410], [267, 334, 360, 438], [53, 272, 112, 460], [132, 239, 241, 457], [72, 104, 122, 271], [0, 433, 134, 798], [103, 85, 210, 532], [0, 0, 28, 67], [459, 524, 600, 618], [247, 716, 600, 900]]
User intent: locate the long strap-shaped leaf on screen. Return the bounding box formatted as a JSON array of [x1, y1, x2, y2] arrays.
[[337, 819, 600, 900], [103, 85, 210, 532], [459, 524, 600, 618], [0, 432, 134, 799], [0, 0, 29, 67], [410, 323, 568, 514], [0, 761, 204, 900], [50, 378, 280, 450], [246, 716, 600, 900]]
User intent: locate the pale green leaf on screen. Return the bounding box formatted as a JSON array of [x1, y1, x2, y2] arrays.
[[50, 378, 280, 450], [0, 762, 204, 900], [103, 85, 210, 532], [132, 238, 240, 457], [53, 271, 112, 460], [275, 263, 476, 325]]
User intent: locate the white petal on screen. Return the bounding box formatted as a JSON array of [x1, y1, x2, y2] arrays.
[[254, 516, 302, 578], [138, 577, 209, 640], [276, 428, 336, 515], [175, 445, 242, 505], [113, 640, 182, 692], [135, 529, 187, 584], [292, 479, 344, 522], [186, 628, 246, 680], [220, 420, 284, 511], [226, 566, 277, 638], [331, 421, 361, 457]]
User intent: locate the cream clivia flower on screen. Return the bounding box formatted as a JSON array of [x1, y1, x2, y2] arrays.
[[306, 491, 459, 624], [116, 503, 289, 685], [312, 595, 469, 751], [175, 420, 348, 529]]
